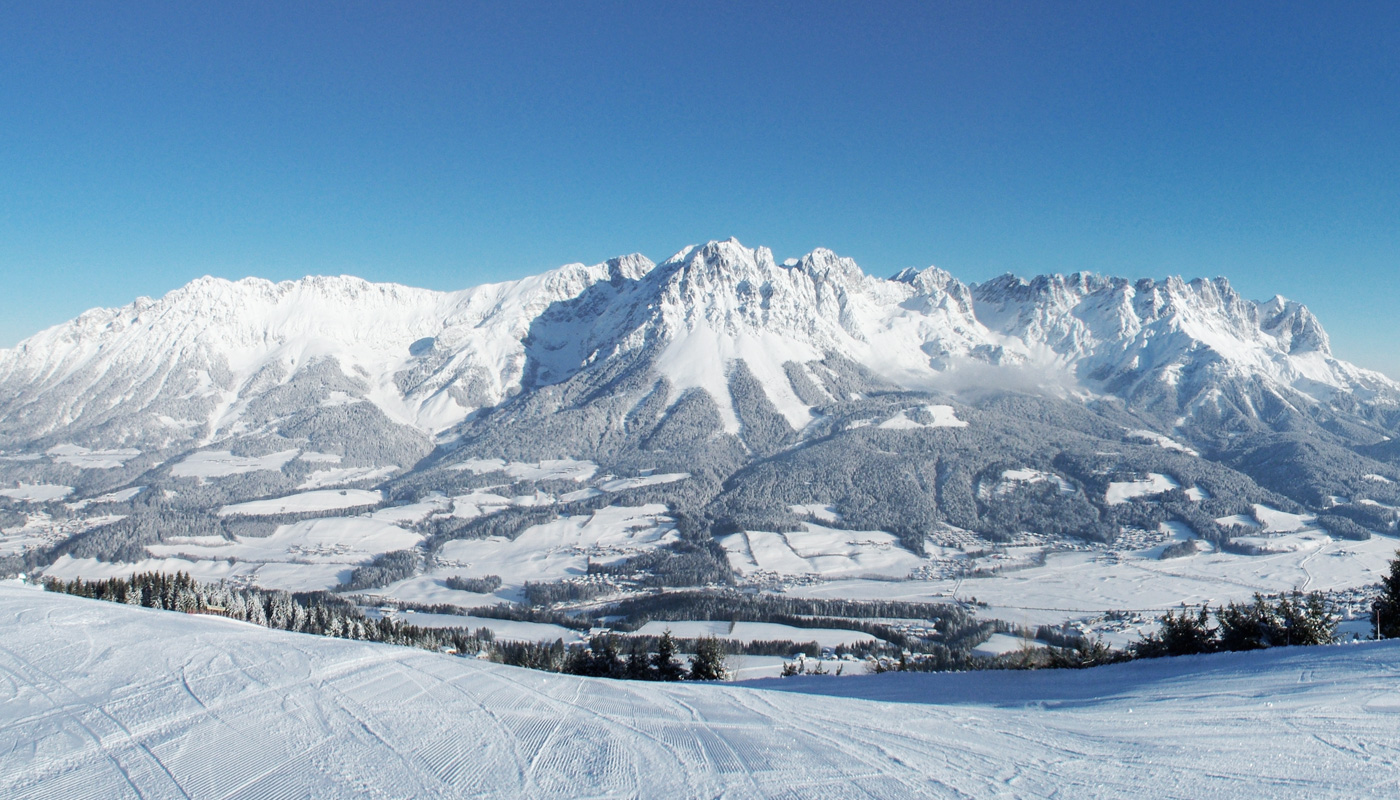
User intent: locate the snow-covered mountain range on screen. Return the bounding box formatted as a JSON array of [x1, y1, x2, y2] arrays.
[[2, 238, 1393, 451], [3, 239, 1400, 624]]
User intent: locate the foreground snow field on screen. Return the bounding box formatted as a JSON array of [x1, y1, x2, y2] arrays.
[[3, 584, 1400, 799]]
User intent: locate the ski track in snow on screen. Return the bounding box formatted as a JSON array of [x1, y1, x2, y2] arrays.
[[3, 585, 1400, 798]]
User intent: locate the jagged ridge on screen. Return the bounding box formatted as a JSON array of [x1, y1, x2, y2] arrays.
[[0, 238, 1394, 453]]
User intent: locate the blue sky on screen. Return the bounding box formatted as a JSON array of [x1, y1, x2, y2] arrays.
[[2, 2, 1397, 376]]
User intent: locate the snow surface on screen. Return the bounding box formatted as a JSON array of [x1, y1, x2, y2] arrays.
[[67, 487, 144, 510], [388, 610, 578, 643], [0, 484, 73, 502], [878, 404, 967, 430], [1104, 472, 1180, 504], [1215, 513, 1262, 528], [789, 503, 842, 523], [297, 465, 397, 489], [217, 489, 383, 517], [169, 449, 299, 478], [1231, 531, 1330, 555], [1252, 503, 1316, 532], [369, 497, 450, 524], [631, 621, 881, 648], [970, 632, 1055, 658], [146, 516, 420, 571], [435, 505, 677, 589], [46, 444, 142, 469], [4, 584, 1400, 798], [451, 458, 599, 482], [596, 472, 689, 492], [720, 523, 926, 579], [981, 468, 1075, 499], [41, 554, 358, 593], [1125, 429, 1199, 456], [787, 530, 1399, 634]]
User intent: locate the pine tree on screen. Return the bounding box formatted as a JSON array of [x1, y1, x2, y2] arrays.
[[652, 630, 685, 681], [1154, 605, 1216, 656], [1216, 596, 1270, 651], [625, 642, 651, 680], [687, 636, 728, 681], [1278, 592, 1335, 646], [1373, 550, 1400, 639]]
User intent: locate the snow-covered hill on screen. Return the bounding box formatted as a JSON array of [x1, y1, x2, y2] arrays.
[[4, 583, 1399, 799]]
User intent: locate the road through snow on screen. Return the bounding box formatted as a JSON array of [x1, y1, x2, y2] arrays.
[[2, 583, 1399, 798]]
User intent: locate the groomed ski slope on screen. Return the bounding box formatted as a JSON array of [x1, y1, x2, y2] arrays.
[[2, 585, 1399, 799]]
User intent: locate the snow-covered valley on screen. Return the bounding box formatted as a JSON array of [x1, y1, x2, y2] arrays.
[[3, 583, 1399, 799]]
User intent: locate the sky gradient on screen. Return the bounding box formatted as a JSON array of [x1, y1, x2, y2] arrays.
[[2, 2, 1397, 376]]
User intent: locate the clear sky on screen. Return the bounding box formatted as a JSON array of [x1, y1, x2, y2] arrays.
[[2, 2, 1397, 376]]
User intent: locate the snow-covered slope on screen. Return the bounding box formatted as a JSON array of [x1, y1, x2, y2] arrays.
[[4, 584, 1400, 798]]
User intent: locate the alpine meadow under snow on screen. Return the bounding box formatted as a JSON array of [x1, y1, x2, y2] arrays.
[[3, 239, 1400, 795]]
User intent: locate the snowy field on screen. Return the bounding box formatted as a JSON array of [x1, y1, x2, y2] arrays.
[[67, 486, 144, 510], [33, 500, 680, 599], [788, 531, 1400, 639], [719, 523, 928, 578], [0, 484, 72, 502], [46, 445, 142, 470], [434, 504, 677, 589], [388, 610, 578, 643], [3, 584, 1400, 798], [451, 457, 599, 482], [169, 449, 299, 478], [1104, 472, 1180, 504], [596, 472, 689, 492], [979, 467, 1076, 499], [970, 632, 1056, 658], [1125, 429, 1198, 455], [630, 620, 881, 648], [42, 517, 430, 592], [877, 403, 967, 430], [147, 517, 421, 566], [297, 465, 397, 489], [217, 489, 383, 516], [40, 555, 354, 593]]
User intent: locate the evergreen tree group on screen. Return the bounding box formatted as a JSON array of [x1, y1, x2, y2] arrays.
[[564, 631, 728, 682], [44, 573, 730, 683], [44, 572, 486, 654], [1134, 592, 1336, 658]]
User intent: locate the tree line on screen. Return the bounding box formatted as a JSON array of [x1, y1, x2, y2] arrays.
[[40, 572, 729, 681]]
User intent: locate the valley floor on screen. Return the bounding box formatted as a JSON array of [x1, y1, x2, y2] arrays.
[[3, 583, 1400, 798]]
